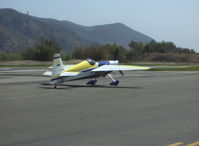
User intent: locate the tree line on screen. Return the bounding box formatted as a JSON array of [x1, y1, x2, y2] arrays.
[[1, 38, 198, 62], [73, 41, 197, 62]]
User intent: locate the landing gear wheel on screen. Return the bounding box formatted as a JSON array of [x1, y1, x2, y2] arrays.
[[110, 80, 119, 86], [86, 79, 97, 86]]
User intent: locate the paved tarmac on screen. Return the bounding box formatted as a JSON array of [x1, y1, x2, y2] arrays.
[[0, 68, 199, 146]]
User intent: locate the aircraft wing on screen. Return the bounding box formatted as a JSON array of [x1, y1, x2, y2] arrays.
[[92, 65, 151, 72]]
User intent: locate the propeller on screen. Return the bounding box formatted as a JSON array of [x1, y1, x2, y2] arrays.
[[119, 70, 124, 76]]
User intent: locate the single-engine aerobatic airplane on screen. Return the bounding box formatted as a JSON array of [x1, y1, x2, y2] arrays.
[[43, 54, 151, 88]]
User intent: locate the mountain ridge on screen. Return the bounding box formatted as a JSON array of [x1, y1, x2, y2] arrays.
[[0, 8, 153, 53]]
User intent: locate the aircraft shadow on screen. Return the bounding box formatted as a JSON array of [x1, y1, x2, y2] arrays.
[[40, 83, 143, 89]]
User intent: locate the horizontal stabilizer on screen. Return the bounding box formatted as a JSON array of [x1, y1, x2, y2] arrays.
[[48, 65, 74, 69], [60, 72, 79, 77], [43, 71, 52, 77], [92, 65, 151, 72]]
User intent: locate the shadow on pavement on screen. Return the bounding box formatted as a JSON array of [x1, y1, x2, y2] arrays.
[[40, 82, 143, 89]]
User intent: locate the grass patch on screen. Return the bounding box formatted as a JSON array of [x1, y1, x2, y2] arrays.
[[125, 62, 199, 66], [149, 66, 199, 71], [129, 64, 186, 66], [0, 53, 23, 61], [0, 64, 50, 67]]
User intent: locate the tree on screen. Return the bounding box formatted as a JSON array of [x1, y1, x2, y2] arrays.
[[106, 44, 127, 62], [73, 44, 127, 62], [129, 41, 144, 51], [128, 41, 145, 61], [23, 38, 62, 61]]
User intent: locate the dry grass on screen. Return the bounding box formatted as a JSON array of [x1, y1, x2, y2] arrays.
[[143, 53, 199, 63]]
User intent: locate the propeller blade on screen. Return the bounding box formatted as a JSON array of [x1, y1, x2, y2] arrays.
[[119, 70, 124, 76]]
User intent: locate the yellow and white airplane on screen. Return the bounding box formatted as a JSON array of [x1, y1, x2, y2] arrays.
[[43, 54, 151, 88]]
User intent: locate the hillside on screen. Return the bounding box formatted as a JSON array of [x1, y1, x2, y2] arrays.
[[0, 8, 153, 53]]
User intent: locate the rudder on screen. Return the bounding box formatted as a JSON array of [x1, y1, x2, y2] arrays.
[[51, 54, 64, 85]]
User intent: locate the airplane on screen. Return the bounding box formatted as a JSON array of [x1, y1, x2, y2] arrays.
[[43, 53, 151, 88]]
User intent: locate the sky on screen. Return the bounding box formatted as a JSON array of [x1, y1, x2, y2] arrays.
[[1, 0, 199, 52]]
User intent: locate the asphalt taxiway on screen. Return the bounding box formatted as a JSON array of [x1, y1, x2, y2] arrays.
[[0, 68, 199, 146]]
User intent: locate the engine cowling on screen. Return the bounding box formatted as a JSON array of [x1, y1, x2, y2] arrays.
[[109, 60, 119, 65]]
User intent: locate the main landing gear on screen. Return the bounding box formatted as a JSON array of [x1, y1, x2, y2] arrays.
[[86, 74, 120, 86], [108, 74, 119, 86], [86, 79, 97, 86]]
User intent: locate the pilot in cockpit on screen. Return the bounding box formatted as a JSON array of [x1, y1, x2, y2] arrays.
[[86, 58, 96, 65]]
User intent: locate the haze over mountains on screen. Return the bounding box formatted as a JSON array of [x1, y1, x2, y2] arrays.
[[0, 8, 153, 53]]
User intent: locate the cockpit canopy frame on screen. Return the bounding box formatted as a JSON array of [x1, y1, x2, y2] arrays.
[[86, 58, 96, 65]]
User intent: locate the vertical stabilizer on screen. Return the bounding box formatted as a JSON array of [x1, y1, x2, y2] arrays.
[[52, 54, 64, 76], [51, 54, 64, 85]]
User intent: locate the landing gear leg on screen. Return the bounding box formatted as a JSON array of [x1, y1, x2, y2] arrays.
[[54, 85, 57, 89], [108, 74, 119, 86]]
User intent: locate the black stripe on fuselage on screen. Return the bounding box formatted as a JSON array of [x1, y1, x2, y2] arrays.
[[54, 56, 60, 59], [50, 71, 111, 82], [51, 76, 62, 81]]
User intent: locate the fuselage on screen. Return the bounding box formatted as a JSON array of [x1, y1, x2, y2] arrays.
[[58, 59, 118, 83]]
